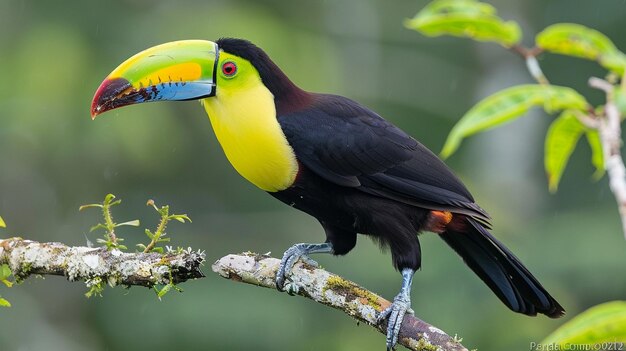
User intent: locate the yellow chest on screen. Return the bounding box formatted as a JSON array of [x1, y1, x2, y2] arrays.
[[201, 84, 298, 192]]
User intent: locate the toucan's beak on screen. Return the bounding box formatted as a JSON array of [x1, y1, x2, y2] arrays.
[[91, 40, 219, 119]]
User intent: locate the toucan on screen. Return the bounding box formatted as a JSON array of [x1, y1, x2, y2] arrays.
[[91, 38, 564, 349]]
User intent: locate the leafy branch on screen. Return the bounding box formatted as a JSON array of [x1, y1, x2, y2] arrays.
[[407, 0, 626, 238], [139, 199, 191, 253], [404, 0, 626, 347], [79, 194, 140, 250], [0, 194, 202, 306], [0, 238, 205, 298], [79, 194, 193, 298]]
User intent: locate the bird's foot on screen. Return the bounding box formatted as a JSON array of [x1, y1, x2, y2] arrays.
[[377, 292, 414, 350], [275, 242, 332, 292], [377, 268, 415, 350]]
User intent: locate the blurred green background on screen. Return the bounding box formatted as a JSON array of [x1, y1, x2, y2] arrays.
[[1, 0, 625, 350]]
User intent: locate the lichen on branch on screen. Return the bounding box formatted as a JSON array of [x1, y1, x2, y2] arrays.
[[212, 253, 468, 351], [0, 238, 205, 290]]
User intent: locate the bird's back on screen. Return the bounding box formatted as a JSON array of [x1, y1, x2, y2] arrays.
[[278, 93, 489, 221]]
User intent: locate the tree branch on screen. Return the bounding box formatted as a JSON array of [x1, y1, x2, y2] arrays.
[[212, 252, 468, 351], [0, 237, 205, 287], [589, 77, 626, 239], [513, 44, 626, 240]]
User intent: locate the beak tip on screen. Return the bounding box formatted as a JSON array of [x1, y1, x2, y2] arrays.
[[90, 77, 132, 119], [90, 79, 108, 119], [90, 102, 100, 120]]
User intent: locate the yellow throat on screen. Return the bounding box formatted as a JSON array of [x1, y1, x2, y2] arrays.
[[201, 58, 298, 192]]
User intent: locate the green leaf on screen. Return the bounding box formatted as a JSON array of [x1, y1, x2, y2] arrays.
[[536, 23, 626, 75], [544, 111, 585, 192], [109, 199, 122, 207], [145, 229, 154, 240], [586, 130, 605, 180], [0, 264, 13, 287], [543, 301, 626, 344], [615, 87, 626, 117], [78, 204, 103, 211], [157, 283, 172, 299], [405, 0, 521, 47], [0, 216, 5, 228], [170, 214, 192, 223], [0, 264, 12, 281], [441, 84, 589, 158], [116, 220, 140, 227], [0, 297, 11, 307], [89, 223, 107, 233]]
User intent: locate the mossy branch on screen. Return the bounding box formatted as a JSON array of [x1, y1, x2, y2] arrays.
[[0, 238, 205, 288], [212, 253, 468, 351]]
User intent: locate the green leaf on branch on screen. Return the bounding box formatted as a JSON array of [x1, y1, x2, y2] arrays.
[[1, 263, 14, 307], [544, 111, 585, 192], [405, 0, 521, 47], [543, 301, 626, 344], [441, 84, 589, 158], [78, 204, 103, 211], [615, 87, 626, 117], [0, 264, 13, 288], [170, 214, 192, 224], [586, 130, 605, 180], [116, 220, 141, 227], [536, 23, 626, 75], [155, 282, 182, 300]]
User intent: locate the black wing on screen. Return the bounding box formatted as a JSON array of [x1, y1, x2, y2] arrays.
[[278, 94, 490, 221]]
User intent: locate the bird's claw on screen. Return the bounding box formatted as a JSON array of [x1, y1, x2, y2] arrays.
[[377, 293, 413, 350], [276, 244, 319, 291]]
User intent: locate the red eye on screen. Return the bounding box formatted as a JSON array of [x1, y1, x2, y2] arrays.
[[222, 61, 237, 77]]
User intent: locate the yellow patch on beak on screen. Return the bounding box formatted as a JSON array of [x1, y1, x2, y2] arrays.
[[133, 62, 202, 88]]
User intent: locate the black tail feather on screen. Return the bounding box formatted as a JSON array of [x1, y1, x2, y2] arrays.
[[440, 217, 564, 318]]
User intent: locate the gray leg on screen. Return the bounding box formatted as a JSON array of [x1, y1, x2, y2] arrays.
[[377, 268, 415, 350], [276, 242, 334, 291]]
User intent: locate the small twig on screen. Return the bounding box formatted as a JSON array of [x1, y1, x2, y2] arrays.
[[140, 199, 190, 254], [511, 45, 549, 84], [589, 77, 615, 93], [212, 253, 469, 351], [510, 44, 543, 58], [573, 110, 600, 129], [0, 238, 205, 287], [589, 76, 626, 239], [525, 56, 550, 85]]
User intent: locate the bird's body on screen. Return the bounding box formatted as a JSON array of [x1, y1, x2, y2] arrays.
[[92, 37, 564, 349], [272, 92, 466, 266]]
